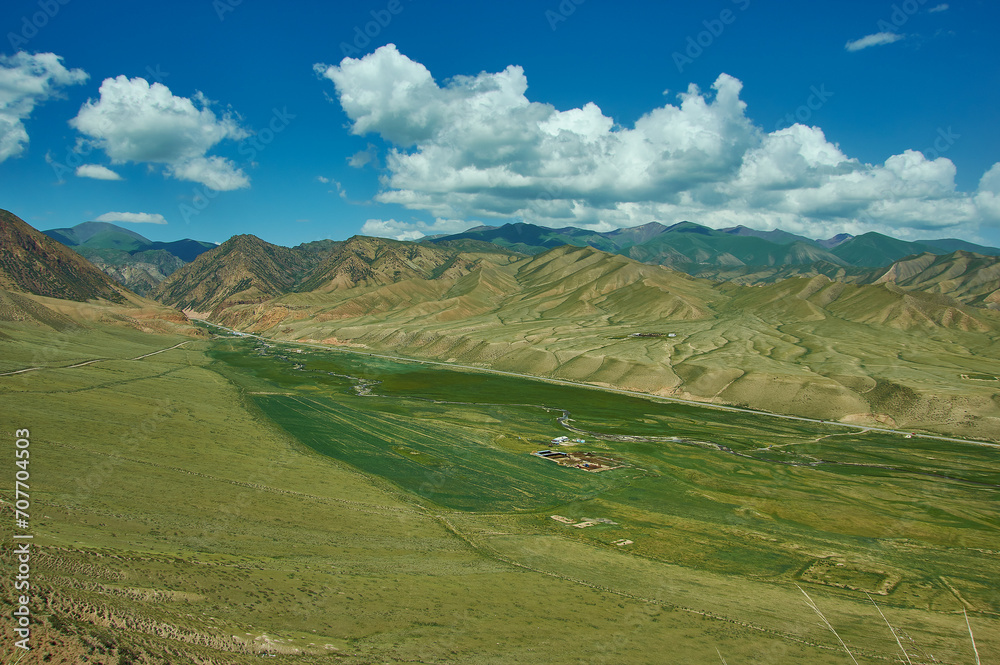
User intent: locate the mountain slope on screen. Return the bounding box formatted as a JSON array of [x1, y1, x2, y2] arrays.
[[429, 222, 610, 255], [830, 232, 938, 267], [297, 236, 479, 293], [722, 274, 992, 332], [815, 233, 854, 249], [167, 239, 1000, 439], [719, 225, 817, 246], [0, 209, 129, 303], [688, 261, 875, 285], [921, 238, 1000, 255], [155, 234, 520, 314], [601, 221, 670, 247], [626, 230, 845, 268], [153, 234, 324, 313], [146, 238, 218, 262], [874, 250, 1000, 308]]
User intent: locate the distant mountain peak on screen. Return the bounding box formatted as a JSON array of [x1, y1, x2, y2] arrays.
[[816, 233, 855, 249], [665, 221, 711, 234], [43, 221, 152, 247], [719, 225, 817, 246]]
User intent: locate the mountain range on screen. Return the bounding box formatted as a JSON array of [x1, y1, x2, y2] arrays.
[[425, 221, 1000, 271], [6, 206, 1000, 437], [153, 234, 519, 315], [145, 229, 1000, 439], [41, 218, 1000, 299], [43, 221, 216, 295]]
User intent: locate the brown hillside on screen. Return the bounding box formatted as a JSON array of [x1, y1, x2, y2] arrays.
[[0, 208, 129, 303], [874, 250, 1000, 308], [153, 234, 327, 314]]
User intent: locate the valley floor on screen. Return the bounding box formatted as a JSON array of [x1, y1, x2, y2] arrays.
[[1, 321, 997, 664]]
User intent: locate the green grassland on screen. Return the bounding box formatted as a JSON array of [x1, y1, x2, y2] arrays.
[[1, 322, 997, 663]]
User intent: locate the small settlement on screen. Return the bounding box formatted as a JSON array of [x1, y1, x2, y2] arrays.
[[532, 449, 624, 472]]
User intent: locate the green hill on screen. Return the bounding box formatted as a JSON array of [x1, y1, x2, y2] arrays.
[[719, 224, 817, 246], [626, 228, 845, 268], [921, 237, 1000, 255], [147, 238, 218, 262], [830, 232, 938, 267], [43, 220, 152, 249]]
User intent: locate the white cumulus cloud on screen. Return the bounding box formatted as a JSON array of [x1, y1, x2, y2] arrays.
[[317, 45, 996, 240], [845, 32, 905, 52], [75, 164, 122, 180], [974, 163, 1000, 225], [95, 211, 167, 224], [0, 52, 88, 162], [70, 76, 249, 191]]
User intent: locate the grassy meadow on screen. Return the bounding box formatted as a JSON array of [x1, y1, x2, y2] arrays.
[[0, 321, 997, 663]]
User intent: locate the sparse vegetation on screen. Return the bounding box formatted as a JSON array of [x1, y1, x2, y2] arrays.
[[2, 207, 998, 662], [2, 322, 996, 663]]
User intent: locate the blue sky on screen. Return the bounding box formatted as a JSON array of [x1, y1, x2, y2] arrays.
[[1, 0, 999, 247]]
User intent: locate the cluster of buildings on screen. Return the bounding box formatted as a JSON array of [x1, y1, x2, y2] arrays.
[[531, 449, 623, 472]]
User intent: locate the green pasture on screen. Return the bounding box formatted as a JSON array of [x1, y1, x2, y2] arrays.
[[0, 325, 996, 663], [209, 338, 1000, 630]]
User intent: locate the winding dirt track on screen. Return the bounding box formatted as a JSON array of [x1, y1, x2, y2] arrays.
[[0, 341, 191, 376]]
